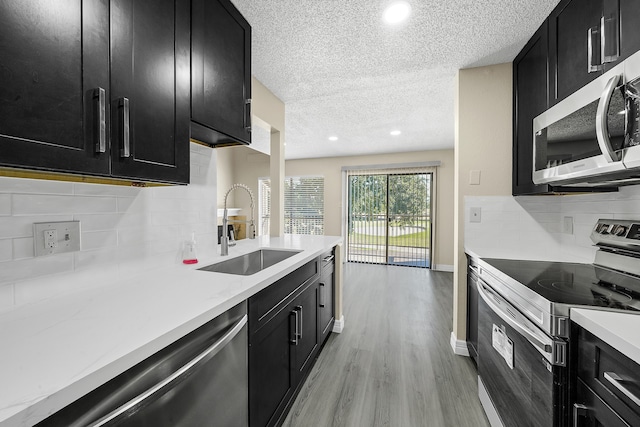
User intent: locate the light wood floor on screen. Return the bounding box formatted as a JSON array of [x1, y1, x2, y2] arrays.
[[282, 263, 490, 427]]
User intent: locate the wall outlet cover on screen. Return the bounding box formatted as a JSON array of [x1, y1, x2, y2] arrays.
[[563, 216, 574, 234], [34, 221, 81, 257], [470, 207, 482, 223]]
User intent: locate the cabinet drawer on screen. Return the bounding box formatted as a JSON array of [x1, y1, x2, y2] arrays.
[[577, 328, 640, 424], [575, 378, 631, 427], [248, 259, 318, 334]]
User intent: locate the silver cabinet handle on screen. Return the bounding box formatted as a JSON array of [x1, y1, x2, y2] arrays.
[[595, 74, 622, 163], [601, 15, 619, 64], [604, 372, 640, 407], [296, 305, 303, 340], [244, 98, 252, 132], [573, 403, 588, 427], [319, 283, 325, 308], [323, 255, 335, 263], [89, 314, 247, 426], [118, 97, 130, 158], [588, 25, 603, 73], [290, 309, 299, 345], [93, 88, 106, 153]]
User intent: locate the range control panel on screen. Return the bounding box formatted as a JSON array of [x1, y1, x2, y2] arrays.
[[591, 219, 640, 247]]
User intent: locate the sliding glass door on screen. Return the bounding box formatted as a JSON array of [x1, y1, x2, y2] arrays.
[[347, 172, 432, 268]]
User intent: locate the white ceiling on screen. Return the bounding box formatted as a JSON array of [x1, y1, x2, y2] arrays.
[[232, 0, 561, 160]]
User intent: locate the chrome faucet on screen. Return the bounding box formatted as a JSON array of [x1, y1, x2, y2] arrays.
[[221, 183, 256, 256]]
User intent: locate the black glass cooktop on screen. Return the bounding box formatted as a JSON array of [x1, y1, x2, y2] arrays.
[[483, 259, 640, 311]]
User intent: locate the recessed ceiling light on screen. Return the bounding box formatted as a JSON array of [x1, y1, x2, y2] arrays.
[[328, 136, 338, 141], [390, 130, 401, 136], [383, 1, 411, 25]]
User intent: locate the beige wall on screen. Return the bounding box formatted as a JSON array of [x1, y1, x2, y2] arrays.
[[228, 147, 456, 268], [453, 63, 513, 341]]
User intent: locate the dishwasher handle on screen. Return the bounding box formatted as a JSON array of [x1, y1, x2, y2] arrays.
[[89, 314, 248, 426]]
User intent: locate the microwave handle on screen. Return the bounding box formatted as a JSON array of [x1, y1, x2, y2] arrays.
[[595, 74, 622, 163]]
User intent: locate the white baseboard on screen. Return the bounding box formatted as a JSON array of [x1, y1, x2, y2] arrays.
[[434, 264, 454, 272], [450, 331, 470, 356], [332, 315, 344, 333], [478, 376, 504, 427]]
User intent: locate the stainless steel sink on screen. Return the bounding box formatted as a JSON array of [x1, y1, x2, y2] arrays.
[[198, 249, 301, 276]]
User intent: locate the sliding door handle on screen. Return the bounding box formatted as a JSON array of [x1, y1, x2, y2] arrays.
[[93, 88, 106, 153], [118, 97, 130, 158]]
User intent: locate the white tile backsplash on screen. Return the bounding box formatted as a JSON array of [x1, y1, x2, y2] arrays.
[[465, 185, 640, 263], [0, 144, 218, 311]]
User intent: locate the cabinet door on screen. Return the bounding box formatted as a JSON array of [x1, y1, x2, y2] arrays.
[[110, 0, 190, 184], [513, 21, 551, 195], [0, 0, 110, 175], [618, 0, 640, 63], [318, 267, 335, 345], [249, 305, 296, 427], [191, 0, 251, 146], [293, 283, 319, 380], [549, 0, 604, 105]]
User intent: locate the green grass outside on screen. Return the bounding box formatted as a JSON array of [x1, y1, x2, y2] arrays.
[[348, 229, 430, 248]]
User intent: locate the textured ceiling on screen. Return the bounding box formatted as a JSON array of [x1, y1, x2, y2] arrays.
[[233, 0, 561, 159]]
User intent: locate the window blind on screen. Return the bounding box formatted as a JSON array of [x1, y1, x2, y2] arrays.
[[258, 176, 325, 236]]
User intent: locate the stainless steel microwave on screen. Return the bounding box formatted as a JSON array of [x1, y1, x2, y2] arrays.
[[533, 50, 640, 187]]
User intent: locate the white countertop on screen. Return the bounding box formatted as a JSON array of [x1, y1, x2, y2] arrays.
[[0, 235, 341, 427], [571, 308, 640, 366]]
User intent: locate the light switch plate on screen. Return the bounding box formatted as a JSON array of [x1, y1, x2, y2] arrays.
[[470, 207, 482, 223], [34, 221, 81, 257], [469, 170, 481, 185]]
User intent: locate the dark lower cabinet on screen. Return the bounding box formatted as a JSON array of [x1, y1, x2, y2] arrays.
[[249, 250, 336, 427], [191, 0, 251, 146], [318, 251, 335, 345], [466, 257, 478, 363], [572, 323, 640, 426], [0, 0, 190, 184], [0, 0, 110, 176]]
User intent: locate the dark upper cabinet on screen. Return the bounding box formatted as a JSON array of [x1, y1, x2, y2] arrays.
[[513, 20, 551, 195], [619, 0, 640, 62], [0, 0, 190, 184], [548, 0, 640, 106], [191, 0, 252, 146], [549, 0, 606, 105], [110, 0, 190, 184], [0, 0, 110, 176]]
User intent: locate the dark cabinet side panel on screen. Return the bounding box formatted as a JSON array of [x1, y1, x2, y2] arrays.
[[0, 0, 110, 175], [513, 21, 551, 195], [618, 0, 640, 63], [110, 0, 190, 184]]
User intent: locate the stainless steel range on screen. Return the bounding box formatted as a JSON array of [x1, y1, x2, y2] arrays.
[[475, 219, 640, 427]]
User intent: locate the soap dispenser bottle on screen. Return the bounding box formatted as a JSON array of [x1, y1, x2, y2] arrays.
[[182, 232, 198, 265]]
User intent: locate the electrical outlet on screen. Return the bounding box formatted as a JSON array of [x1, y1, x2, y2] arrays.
[[34, 221, 81, 257], [470, 207, 482, 223], [44, 230, 57, 249]]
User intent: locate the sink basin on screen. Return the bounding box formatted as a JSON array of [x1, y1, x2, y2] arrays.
[[198, 249, 301, 276]]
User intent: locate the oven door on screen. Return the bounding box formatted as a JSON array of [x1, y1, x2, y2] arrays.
[[477, 279, 568, 427]]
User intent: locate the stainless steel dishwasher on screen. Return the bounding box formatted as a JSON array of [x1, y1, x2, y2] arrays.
[[37, 302, 248, 427]]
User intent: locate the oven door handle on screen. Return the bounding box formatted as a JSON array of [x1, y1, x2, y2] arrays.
[[477, 279, 555, 358]]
